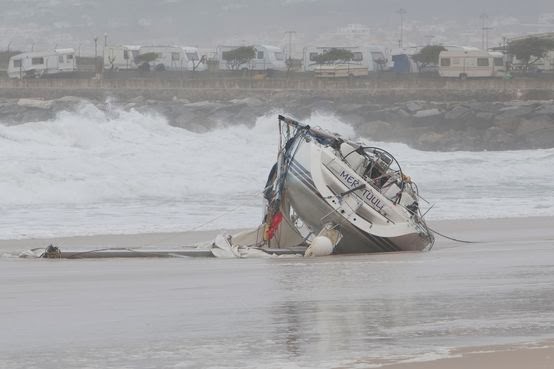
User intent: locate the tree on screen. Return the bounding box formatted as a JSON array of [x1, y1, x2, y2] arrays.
[[313, 48, 354, 65], [135, 52, 159, 64], [135, 52, 159, 71], [222, 46, 256, 70], [412, 45, 446, 67], [508, 37, 554, 69]]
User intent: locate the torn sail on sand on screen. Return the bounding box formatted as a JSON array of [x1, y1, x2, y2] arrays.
[[212, 115, 435, 257]]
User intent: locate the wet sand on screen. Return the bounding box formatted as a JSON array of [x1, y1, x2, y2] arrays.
[[2, 216, 554, 369], [1, 216, 553, 254], [378, 341, 554, 369]]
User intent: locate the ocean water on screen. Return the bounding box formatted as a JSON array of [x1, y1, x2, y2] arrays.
[[1, 103, 553, 239], [2, 103, 554, 369]]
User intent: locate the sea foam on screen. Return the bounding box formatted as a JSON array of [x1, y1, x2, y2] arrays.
[[1, 104, 553, 239]]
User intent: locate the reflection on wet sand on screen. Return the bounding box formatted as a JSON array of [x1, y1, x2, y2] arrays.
[[1, 217, 554, 368]]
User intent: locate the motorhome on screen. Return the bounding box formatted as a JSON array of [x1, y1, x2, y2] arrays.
[[507, 32, 554, 72], [7, 48, 77, 79], [391, 54, 419, 74], [103, 45, 140, 70], [182, 46, 207, 71], [136, 46, 205, 71], [509, 50, 554, 72], [302, 46, 389, 73], [438, 49, 506, 78], [216, 45, 286, 71]]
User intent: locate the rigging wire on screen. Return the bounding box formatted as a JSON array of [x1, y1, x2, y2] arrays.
[[35, 190, 265, 257], [428, 226, 479, 244]]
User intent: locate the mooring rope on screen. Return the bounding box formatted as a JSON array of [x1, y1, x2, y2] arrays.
[[428, 226, 479, 244]]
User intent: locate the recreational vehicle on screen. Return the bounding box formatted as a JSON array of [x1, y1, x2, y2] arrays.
[[8, 49, 77, 79], [103, 45, 140, 70], [182, 46, 207, 71], [302, 46, 389, 73], [438, 49, 506, 79], [216, 45, 286, 71], [509, 50, 554, 72], [391, 54, 419, 74], [506, 33, 554, 72], [136, 46, 205, 71]]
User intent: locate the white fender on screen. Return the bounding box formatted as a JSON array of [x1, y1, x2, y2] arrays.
[[304, 236, 334, 257]]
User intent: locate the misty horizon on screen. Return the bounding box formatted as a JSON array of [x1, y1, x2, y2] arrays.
[[1, 0, 554, 55]]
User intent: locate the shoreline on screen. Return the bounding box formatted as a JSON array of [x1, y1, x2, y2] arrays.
[[3, 215, 554, 368], [377, 340, 554, 369], [2, 215, 553, 253]]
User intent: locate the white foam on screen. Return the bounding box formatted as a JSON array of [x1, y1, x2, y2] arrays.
[[1, 105, 553, 239]]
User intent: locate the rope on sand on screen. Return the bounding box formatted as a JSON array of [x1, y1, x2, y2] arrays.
[[428, 227, 479, 244]]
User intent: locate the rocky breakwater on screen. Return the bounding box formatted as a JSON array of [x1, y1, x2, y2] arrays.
[[332, 99, 554, 151], [0, 96, 270, 133], [1, 95, 553, 151]]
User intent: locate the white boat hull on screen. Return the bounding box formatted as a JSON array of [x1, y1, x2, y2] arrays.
[[282, 137, 433, 254]]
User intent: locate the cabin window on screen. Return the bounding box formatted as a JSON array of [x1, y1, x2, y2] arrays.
[[309, 52, 319, 61], [171, 52, 180, 61], [13, 59, 22, 68], [32, 57, 44, 65], [185, 52, 199, 61], [123, 50, 129, 59], [67, 54, 73, 60], [371, 52, 385, 62], [440, 58, 451, 67], [274, 52, 284, 61], [58, 55, 64, 63], [452, 58, 461, 65], [477, 58, 489, 67], [257, 51, 264, 59], [494, 57, 504, 67], [352, 52, 363, 61]]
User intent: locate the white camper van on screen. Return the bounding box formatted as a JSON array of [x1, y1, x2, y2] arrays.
[[302, 46, 389, 73], [182, 46, 207, 71], [8, 49, 77, 79], [216, 45, 286, 71], [368, 45, 390, 71], [137, 46, 186, 71], [438, 49, 506, 79], [136, 46, 205, 71], [103, 45, 140, 70]]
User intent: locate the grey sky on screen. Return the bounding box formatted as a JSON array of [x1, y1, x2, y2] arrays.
[[1, 0, 553, 53]]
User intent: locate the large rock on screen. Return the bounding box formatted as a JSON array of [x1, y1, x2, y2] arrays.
[[55, 96, 86, 103], [445, 105, 472, 120], [521, 127, 554, 148], [465, 101, 502, 113], [475, 111, 495, 122], [414, 108, 441, 118], [515, 117, 554, 136], [484, 127, 517, 150], [534, 103, 554, 116], [334, 103, 365, 115], [355, 120, 392, 140], [17, 98, 54, 110], [229, 97, 264, 106], [416, 132, 446, 148], [493, 115, 521, 132], [405, 101, 423, 113], [172, 112, 219, 133], [497, 104, 536, 119]]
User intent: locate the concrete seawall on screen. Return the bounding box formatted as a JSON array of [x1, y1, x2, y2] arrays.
[[0, 77, 553, 101]]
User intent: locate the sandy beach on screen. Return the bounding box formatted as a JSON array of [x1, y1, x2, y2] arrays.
[[378, 341, 554, 369], [2, 216, 554, 369], [1, 216, 553, 254]]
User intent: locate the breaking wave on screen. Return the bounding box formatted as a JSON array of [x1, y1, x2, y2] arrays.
[[1, 103, 553, 239]]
